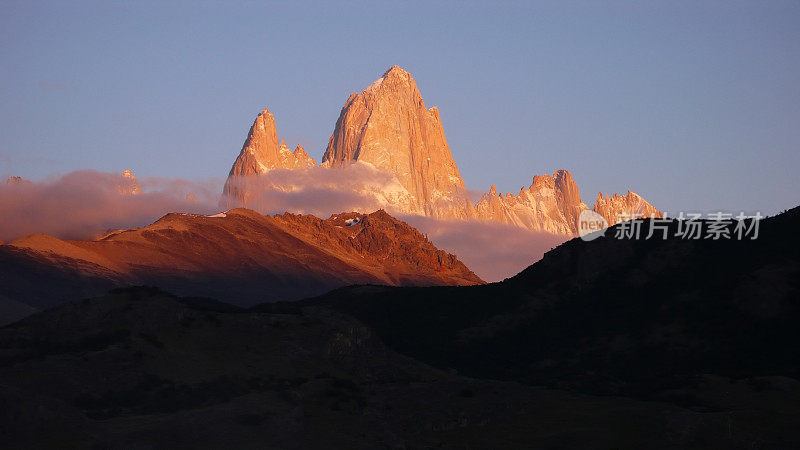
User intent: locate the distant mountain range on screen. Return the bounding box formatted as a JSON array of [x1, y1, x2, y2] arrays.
[[224, 66, 662, 235]]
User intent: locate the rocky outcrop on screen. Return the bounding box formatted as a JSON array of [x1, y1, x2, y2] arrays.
[[5, 176, 30, 185], [117, 170, 141, 195], [271, 209, 482, 286], [475, 170, 589, 235], [321, 66, 473, 219], [223, 108, 317, 201], [593, 191, 663, 225], [473, 173, 662, 234], [288, 143, 316, 167]]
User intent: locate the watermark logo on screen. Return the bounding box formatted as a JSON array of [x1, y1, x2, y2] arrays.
[[619, 211, 761, 241], [578, 209, 608, 241], [577, 211, 762, 242]]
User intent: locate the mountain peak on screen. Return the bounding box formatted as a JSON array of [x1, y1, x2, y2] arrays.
[[382, 65, 411, 80], [321, 66, 470, 219], [5, 176, 29, 185], [593, 190, 662, 225], [117, 170, 141, 195], [552, 169, 575, 186], [293, 144, 309, 158], [361, 65, 415, 97], [476, 170, 588, 235], [224, 107, 317, 201]]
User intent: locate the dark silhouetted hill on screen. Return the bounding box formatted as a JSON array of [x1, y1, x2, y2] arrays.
[[0, 286, 759, 449]]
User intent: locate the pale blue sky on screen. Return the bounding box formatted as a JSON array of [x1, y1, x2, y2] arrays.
[[1, 0, 798, 215]]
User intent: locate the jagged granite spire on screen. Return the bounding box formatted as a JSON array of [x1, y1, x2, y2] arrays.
[[475, 170, 589, 235], [223, 108, 317, 201], [322, 66, 473, 219], [593, 190, 663, 225]]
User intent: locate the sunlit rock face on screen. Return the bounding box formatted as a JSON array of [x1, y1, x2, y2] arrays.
[[5, 176, 30, 185], [221, 66, 662, 236], [593, 191, 663, 225], [117, 170, 141, 195], [475, 170, 590, 235], [5, 208, 483, 307], [321, 66, 474, 219], [223, 108, 317, 201]]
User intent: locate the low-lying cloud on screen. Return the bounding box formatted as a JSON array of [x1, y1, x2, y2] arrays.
[[402, 215, 568, 282], [0, 171, 220, 242], [1, 167, 567, 281], [222, 163, 422, 217]]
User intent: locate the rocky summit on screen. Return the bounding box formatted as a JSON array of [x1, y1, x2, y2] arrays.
[[321, 66, 473, 219], [593, 191, 663, 225], [474, 170, 589, 235], [117, 170, 141, 196], [222, 66, 662, 235], [223, 108, 317, 201]]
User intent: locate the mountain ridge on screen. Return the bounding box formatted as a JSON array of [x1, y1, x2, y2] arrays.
[[223, 66, 661, 235], [1, 208, 481, 320]]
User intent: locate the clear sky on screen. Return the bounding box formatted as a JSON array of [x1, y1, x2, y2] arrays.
[[1, 0, 798, 216]]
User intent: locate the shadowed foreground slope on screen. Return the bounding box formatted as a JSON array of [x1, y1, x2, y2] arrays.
[[285, 206, 800, 446], [2, 287, 792, 449], [300, 207, 799, 393]]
